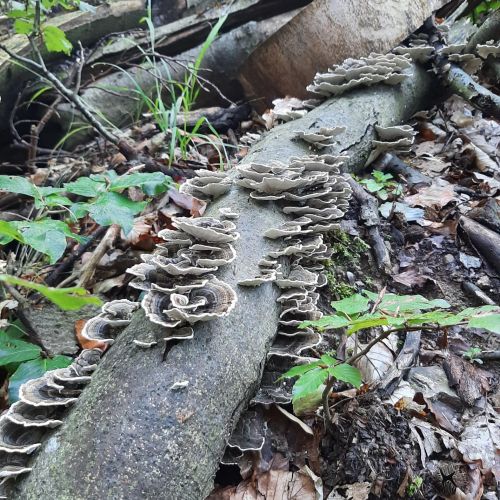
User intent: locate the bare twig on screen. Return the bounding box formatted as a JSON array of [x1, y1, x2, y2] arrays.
[[76, 224, 121, 288]]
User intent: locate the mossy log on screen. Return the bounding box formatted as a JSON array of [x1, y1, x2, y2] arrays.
[[13, 66, 436, 500]]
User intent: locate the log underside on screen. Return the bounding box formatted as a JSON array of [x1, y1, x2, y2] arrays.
[[13, 67, 436, 499]]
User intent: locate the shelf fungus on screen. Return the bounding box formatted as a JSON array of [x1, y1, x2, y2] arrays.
[[306, 52, 411, 98], [179, 169, 232, 200], [365, 124, 415, 166], [226, 152, 351, 459], [128, 216, 239, 343], [295, 126, 345, 149]]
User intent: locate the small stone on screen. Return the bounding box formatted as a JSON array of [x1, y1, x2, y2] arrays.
[[459, 252, 481, 269], [443, 254, 455, 265], [346, 272, 356, 285], [477, 275, 491, 288]]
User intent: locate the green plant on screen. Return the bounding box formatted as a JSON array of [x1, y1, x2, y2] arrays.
[[7, 0, 93, 54], [327, 229, 369, 265], [0, 320, 72, 403], [359, 170, 402, 201], [469, 0, 500, 23], [118, 2, 230, 166], [462, 346, 483, 364], [407, 476, 423, 497], [0, 275, 102, 309], [280, 291, 500, 428], [0, 170, 171, 263]]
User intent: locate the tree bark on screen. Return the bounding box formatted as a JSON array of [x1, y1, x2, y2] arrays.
[[13, 65, 436, 500]]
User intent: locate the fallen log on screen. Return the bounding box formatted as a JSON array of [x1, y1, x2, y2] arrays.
[[52, 10, 299, 147], [238, 0, 449, 108], [13, 65, 436, 499]]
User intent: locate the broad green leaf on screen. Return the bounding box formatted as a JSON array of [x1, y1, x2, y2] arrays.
[[16, 219, 85, 264], [0, 275, 102, 311], [331, 294, 370, 316], [320, 354, 337, 366], [469, 314, 500, 334], [346, 314, 390, 334], [292, 384, 324, 415], [13, 18, 34, 35], [41, 193, 73, 207], [0, 338, 41, 366], [8, 355, 72, 404], [0, 220, 25, 245], [280, 360, 322, 380], [291, 367, 328, 400], [364, 292, 451, 313], [109, 172, 171, 196], [85, 192, 146, 234], [63, 176, 106, 197], [0, 175, 36, 197], [360, 179, 382, 193], [8, 9, 34, 19], [329, 363, 362, 388], [301, 315, 349, 330], [42, 25, 73, 55], [372, 171, 393, 183]]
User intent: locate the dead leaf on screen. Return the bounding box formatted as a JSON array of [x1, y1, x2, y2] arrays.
[[393, 268, 430, 288], [75, 318, 107, 351], [168, 188, 207, 217], [327, 482, 371, 500], [405, 179, 457, 209], [458, 404, 500, 479]]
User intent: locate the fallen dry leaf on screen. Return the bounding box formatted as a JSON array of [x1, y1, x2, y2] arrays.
[[168, 188, 207, 217], [75, 319, 107, 351], [405, 179, 457, 209]]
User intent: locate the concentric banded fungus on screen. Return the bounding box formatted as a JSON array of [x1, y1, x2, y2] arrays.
[[393, 45, 434, 63], [306, 52, 411, 98], [477, 43, 500, 59], [133, 216, 238, 341], [270, 97, 308, 123], [227, 149, 351, 459], [0, 298, 137, 491]]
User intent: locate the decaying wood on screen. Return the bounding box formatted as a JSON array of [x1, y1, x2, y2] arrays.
[[238, 0, 449, 108], [0, 0, 145, 138], [175, 104, 252, 132], [444, 64, 500, 120], [14, 65, 436, 499], [52, 11, 298, 147], [459, 215, 500, 274], [346, 175, 392, 273], [378, 331, 421, 398]]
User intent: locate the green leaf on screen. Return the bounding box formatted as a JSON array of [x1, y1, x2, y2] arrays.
[[346, 315, 390, 334], [280, 360, 322, 380], [329, 363, 362, 388], [301, 315, 350, 330], [469, 314, 500, 334], [360, 179, 382, 193], [331, 294, 370, 316], [16, 219, 84, 264], [0, 338, 41, 366], [0, 275, 102, 311], [85, 192, 146, 234], [8, 355, 72, 404], [14, 18, 34, 35], [378, 189, 388, 201], [363, 292, 451, 313], [42, 193, 73, 207], [42, 25, 73, 55], [292, 367, 328, 400], [320, 353, 337, 366], [0, 175, 36, 197], [109, 172, 171, 196], [372, 170, 393, 183], [63, 177, 106, 197], [0, 220, 25, 245]]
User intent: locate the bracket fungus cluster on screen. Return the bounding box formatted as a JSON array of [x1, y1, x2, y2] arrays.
[[224, 153, 352, 461], [365, 124, 415, 166], [306, 53, 411, 98], [127, 215, 238, 345], [294, 126, 346, 149], [179, 169, 232, 201], [0, 301, 138, 496]]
